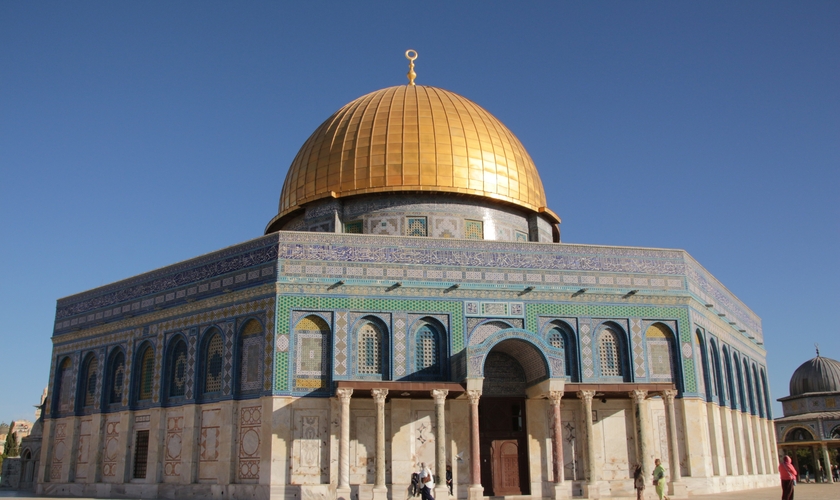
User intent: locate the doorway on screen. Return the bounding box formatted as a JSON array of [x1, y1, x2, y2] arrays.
[[480, 347, 536, 496]]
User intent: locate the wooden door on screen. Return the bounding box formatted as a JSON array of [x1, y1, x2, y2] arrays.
[[491, 440, 521, 496]]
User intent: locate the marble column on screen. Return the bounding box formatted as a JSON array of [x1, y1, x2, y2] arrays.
[[662, 390, 682, 482], [432, 389, 449, 499], [467, 390, 483, 500], [578, 390, 598, 484], [336, 388, 353, 500], [550, 391, 565, 483], [821, 443, 834, 483], [372, 389, 389, 499], [629, 390, 649, 478]]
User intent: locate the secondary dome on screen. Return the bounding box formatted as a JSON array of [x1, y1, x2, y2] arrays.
[[789, 352, 840, 396], [269, 85, 553, 232]]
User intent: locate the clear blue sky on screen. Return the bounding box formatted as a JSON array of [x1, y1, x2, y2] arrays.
[[1, 2, 837, 424]]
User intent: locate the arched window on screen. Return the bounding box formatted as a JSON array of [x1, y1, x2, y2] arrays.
[[80, 353, 98, 409], [108, 350, 126, 405], [785, 427, 814, 442], [598, 328, 623, 378], [238, 319, 264, 394], [751, 365, 764, 417], [203, 331, 224, 395], [722, 347, 738, 410], [294, 316, 330, 390], [415, 324, 440, 377], [694, 331, 708, 396], [646, 323, 677, 383], [744, 359, 756, 415], [54, 357, 74, 416], [710, 340, 725, 402], [136, 345, 155, 402], [167, 338, 189, 399], [760, 368, 772, 419], [831, 425, 840, 439], [547, 322, 577, 380], [734, 353, 747, 413], [358, 322, 383, 376]]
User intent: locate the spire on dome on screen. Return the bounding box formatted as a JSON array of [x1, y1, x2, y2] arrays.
[[406, 49, 417, 85]]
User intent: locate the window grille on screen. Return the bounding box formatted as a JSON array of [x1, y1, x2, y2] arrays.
[[109, 352, 125, 404], [57, 358, 73, 414], [83, 356, 98, 407], [169, 340, 188, 397], [358, 323, 382, 375], [133, 430, 149, 479], [598, 330, 622, 377], [204, 333, 224, 394], [345, 221, 363, 234], [548, 329, 565, 349], [138, 347, 155, 401], [239, 320, 263, 392], [415, 326, 438, 372], [406, 217, 427, 237], [465, 220, 483, 240]]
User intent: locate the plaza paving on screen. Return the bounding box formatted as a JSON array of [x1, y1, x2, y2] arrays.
[[0, 484, 838, 500]]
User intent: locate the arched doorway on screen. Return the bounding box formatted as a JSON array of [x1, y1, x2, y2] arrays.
[[479, 339, 549, 496]]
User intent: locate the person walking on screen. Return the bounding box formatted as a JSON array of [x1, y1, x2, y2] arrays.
[[418, 462, 435, 500], [632, 463, 645, 500], [779, 455, 797, 500], [445, 465, 453, 495], [652, 458, 668, 500]]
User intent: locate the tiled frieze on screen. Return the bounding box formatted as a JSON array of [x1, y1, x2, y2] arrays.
[[54, 235, 279, 330]]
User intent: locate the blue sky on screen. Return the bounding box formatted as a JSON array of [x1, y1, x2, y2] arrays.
[[1, 2, 837, 424]]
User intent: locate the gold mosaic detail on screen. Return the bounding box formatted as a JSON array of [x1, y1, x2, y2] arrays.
[[276, 85, 548, 221]]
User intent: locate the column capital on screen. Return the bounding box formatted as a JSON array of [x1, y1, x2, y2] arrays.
[[337, 388, 353, 404], [629, 389, 648, 404], [549, 390, 564, 405], [467, 389, 482, 405], [662, 389, 677, 403], [371, 388, 388, 404], [577, 390, 595, 403], [431, 388, 449, 404]]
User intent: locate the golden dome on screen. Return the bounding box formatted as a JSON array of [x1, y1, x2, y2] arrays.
[[271, 85, 553, 229]]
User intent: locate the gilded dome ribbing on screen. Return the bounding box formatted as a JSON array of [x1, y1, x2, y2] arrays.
[[272, 85, 549, 226]]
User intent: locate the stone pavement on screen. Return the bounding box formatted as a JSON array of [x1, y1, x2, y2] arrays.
[[0, 485, 838, 500]]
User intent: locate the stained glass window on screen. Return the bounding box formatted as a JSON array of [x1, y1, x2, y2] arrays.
[[345, 221, 363, 234], [406, 217, 427, 237], [138, 346, 155, 401], [204, 333, 223, 394], [82, 355, 98, 407], [465, 220, 483, 240], [548, 329, 565, 349], [239, 320, 263, 393], [358, 323, 382, 375], [598, 329, 622, 377], [109, 351, 125, 405], [168, 339, 188, 398]]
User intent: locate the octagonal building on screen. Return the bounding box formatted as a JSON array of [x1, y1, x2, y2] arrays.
[[33, 72, 778, 499]]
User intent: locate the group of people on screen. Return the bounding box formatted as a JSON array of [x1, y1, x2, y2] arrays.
[[632, 458, 669, 500], [410, 464, 453, 500]]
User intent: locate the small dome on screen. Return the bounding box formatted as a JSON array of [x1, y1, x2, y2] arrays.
[[267, 85, 556, 233], [789, 353, 840, 396]]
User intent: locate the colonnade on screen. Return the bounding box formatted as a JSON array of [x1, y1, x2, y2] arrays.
[[332, 386, 684, 500]]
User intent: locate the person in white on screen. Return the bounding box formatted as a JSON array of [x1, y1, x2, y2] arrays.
[[418, 462, 435, 500]]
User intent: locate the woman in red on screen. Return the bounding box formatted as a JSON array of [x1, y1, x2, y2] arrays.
[[778, 455, 798, 500]]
